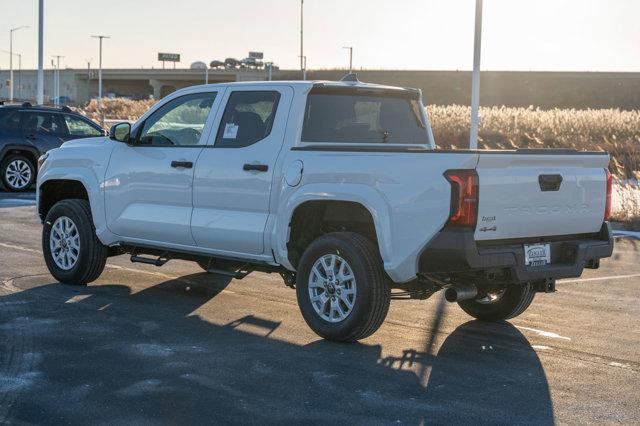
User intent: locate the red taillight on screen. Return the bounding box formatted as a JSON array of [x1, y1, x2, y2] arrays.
[[445, 169, 479, 227], [604, 168, 612, 221]]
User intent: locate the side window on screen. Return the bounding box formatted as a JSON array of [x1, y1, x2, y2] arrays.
[[63, 114, 102, 137], [22, 112, 64, 135], [137, 92, 217, 146], [5, 112, 22, 130], [215, 91, 280, 148]]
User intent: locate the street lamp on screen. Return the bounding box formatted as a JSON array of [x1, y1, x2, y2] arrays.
[[9, 25, 28, 102], [1, 50, 22, 100], [300, 0, 304, 77], [342, 46, 353, 73], [85, 58, 92, 102], [299, 55, 307, 80], [37, 0, 44, 105], [91, 35, 110, 127], [51, 55, 64, 106], [265, 62, 274, 81], [469, 0, 483, 150]]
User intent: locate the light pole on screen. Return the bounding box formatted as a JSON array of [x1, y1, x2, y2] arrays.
[[343, 46, 353, 73], [51, 55, 63, 105], [469, 0, 483, 150], [205, 65, 209, 84], [299, 56, 307, 80], [37, 0, 44, 105], [1, 50, 22, 99], [17, 53, 22, 100], [9, 25, 28, 102], [85, 58, 92, 102], [91, 35, 110, 127], [300, 0, 304, 78], [265, 62, 273, 81]]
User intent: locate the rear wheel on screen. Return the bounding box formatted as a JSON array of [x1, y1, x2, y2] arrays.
[[296, 232, 390, 342], [457, 283, 535, 322], [1, 154, 35, 192], [42, 199, 107, 285]]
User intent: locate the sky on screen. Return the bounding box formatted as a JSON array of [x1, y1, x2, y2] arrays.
[[1, 0, 639, 72]]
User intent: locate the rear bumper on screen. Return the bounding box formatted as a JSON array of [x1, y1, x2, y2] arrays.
[[419, 222, 614, 282]]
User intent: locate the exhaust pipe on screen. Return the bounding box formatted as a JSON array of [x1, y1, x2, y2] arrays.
[[445, 284, 478, 303]]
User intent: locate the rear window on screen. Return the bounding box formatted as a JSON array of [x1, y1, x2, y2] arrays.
[[302, 91, 427, 144]]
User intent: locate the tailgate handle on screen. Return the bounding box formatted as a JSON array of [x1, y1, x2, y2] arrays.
[[538, 174, 563, 191]]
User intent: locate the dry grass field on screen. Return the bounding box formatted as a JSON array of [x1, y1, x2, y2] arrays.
[[428, 105, 640, 180], [77, 99, 640, 224]]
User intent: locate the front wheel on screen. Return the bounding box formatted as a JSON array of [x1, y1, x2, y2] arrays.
[[42, 199, 108, 285], [457, 283, 535, 322], [296, 232, 390, 342]]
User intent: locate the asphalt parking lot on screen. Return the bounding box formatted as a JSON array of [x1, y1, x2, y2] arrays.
[[1, 191, 638, 424]]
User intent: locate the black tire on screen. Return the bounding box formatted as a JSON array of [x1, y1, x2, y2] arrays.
[[42, 199, 107, 285], [457, 283, 536, 322], [296, 232, 391, 342], [1, 154, 35, 192]]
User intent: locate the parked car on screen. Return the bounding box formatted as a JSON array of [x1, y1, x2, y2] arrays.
[[0, 103, 104, 191], [209, 60, 225, 69], [36, 77, 613, 341], [224, 58, 240, 69], [51, 96, 72, 105], [240, 57, 264, 69]]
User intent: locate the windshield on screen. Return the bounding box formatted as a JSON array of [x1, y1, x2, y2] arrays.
[[302, 91, 427, 144]]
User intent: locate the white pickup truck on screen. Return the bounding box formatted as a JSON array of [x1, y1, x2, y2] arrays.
[[37, 76, 613, 342]]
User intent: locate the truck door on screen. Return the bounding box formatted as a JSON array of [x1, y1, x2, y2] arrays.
[[191, 86, 293, 255], [103, 90, 222, 247]]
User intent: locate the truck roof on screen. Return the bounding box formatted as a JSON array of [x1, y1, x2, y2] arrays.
[[0, 102, 79, 115], [184, 77, 421, 97]]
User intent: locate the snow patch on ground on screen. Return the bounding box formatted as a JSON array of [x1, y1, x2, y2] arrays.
[[613, 230, 640, 239]]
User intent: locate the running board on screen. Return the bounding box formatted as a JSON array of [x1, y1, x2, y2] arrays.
[[205, 265, 253, 280], [130, 254, 169, 267]]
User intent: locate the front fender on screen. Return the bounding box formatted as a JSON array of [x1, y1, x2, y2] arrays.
[[37, 141, 116, 245]]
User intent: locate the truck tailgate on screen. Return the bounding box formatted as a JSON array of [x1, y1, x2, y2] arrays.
[[474, 152, 609, 241]]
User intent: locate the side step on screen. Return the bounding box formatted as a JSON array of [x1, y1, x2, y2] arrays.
[[204, 265, 253, 280], [128, 247, 254, 280], [130, 254, 169, 267]]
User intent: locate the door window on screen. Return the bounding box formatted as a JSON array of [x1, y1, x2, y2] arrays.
[[137, 92, 217, 146], [63, 114, 103, 137], [3, 112, 22, 130], [215, 91, 280, 148], [22, 112, 64, 135]]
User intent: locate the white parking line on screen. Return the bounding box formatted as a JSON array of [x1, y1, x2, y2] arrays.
[[0, 241, 176, 280], [0, 241, 40, 254], [560, 273, 640, 283], [516, 326, 571, 341]]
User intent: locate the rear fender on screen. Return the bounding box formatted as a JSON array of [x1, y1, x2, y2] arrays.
[[274, 182, 392, 274]]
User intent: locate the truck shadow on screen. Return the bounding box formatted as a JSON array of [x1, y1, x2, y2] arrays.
[[0, 274, 553, 424]]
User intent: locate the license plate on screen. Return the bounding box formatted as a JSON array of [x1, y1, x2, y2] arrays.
[[524, 243, 551, 266]]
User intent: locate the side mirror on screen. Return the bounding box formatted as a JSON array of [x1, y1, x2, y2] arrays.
[[109, 122, 131, 143]]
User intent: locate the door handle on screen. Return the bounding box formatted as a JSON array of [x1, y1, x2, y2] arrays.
[[538, 174, 563, 191], [171, 160, 193, 169], [243, 163, 268, 172]]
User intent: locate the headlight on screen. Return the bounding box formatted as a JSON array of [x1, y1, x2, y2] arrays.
[[37, 152, 49, 170]]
